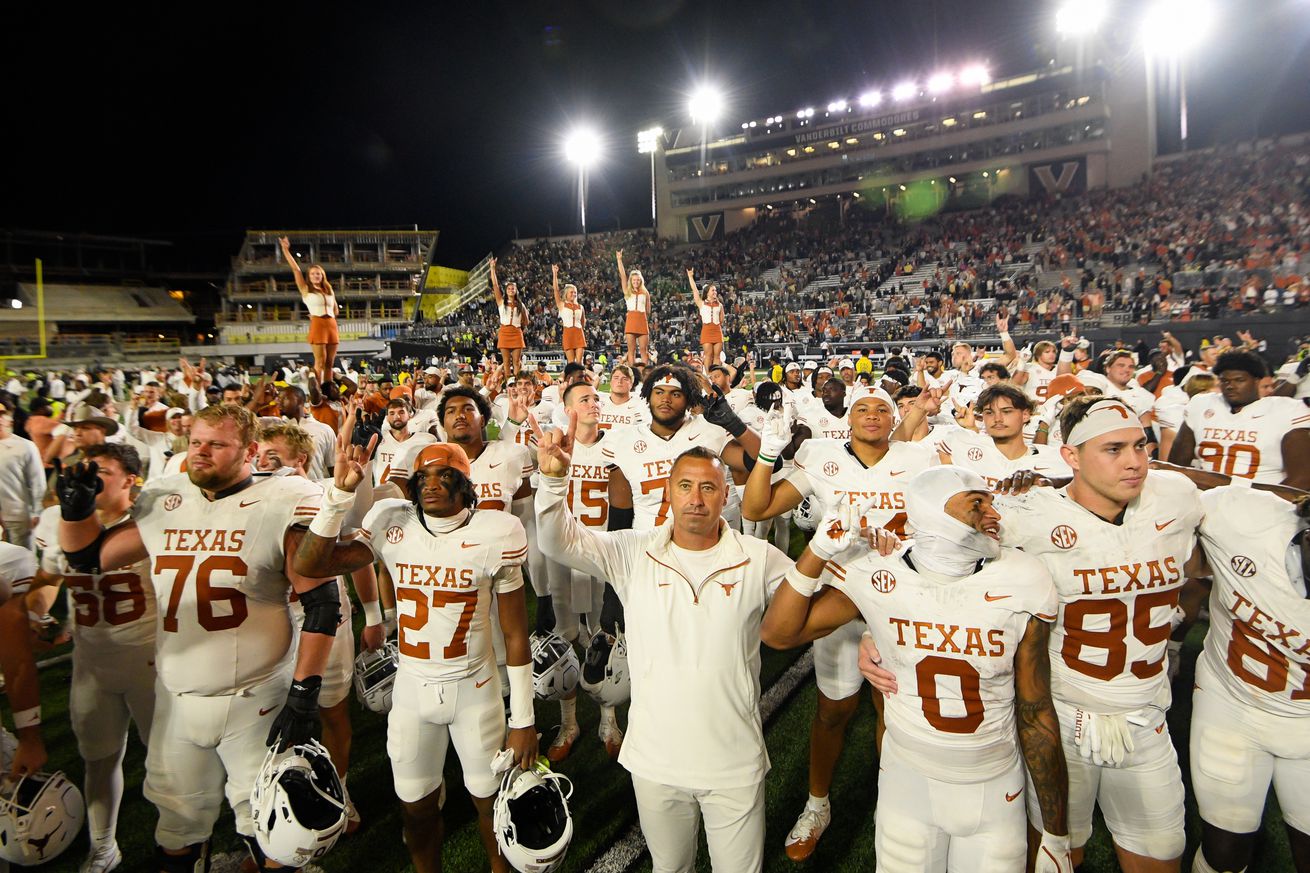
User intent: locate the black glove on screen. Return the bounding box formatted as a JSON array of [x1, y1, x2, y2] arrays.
[[57, 461, 102, 521], [702, 385, 747, 437], [1297, 355, 1310, 378], [267, 676, 322, 751]]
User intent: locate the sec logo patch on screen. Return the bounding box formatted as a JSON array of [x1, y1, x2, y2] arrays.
[[967, 447, 984, 461], [633, 440, 647, 454], [386, 526, 405, 544], [823, 461, 840, 477], [870, 570, 896, 593], [1050, 525, 1078, 549], [163, 494, 182, 511], [1230, 555, 1256, 578]]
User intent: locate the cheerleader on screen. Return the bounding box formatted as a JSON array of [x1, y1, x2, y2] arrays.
[[280, 236, 339, 384], [552, 263, 586, 364], [489, 256, 528, 374], [615, 248, 650, 369], [687, 268, 724, 371]]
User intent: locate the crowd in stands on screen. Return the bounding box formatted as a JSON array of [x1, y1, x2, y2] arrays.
[[402, 139, 1308, 361]]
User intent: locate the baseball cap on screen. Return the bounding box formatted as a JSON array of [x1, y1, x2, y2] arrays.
[[802, 361, 817, 370], [390, 385, 414, 401], [818, 366, 834, 376], [784, 362, 801, 373], [839, 358, 854, 369], [164, 407, 188, 420], [1046, 374, 1086, 398], [424, 366, 440, 375], [412, 443, 472, 478]]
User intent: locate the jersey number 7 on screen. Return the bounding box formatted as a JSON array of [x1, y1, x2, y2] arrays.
[[154, 555, 249, 632], [396, 589, 478, 659]]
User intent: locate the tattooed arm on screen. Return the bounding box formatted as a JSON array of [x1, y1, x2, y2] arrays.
[[1015, 617, 1068, 838]]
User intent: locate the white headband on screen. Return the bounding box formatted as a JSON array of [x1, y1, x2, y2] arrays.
[[654, 375, 681, 389], [851, 387, 896, 412], [1066, 399, 1144, 446]]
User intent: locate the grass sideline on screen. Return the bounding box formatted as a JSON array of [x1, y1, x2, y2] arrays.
[[5, 534, 1299, 872]]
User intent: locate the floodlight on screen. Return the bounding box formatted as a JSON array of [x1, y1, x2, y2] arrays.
[[959, 64, 991, 86], [637, 126, 663, 154], [891, 81, 917, 101], [827, 99, 848, 113], [858, 91, 882, 108], [688, 86, 725, 125], [1141, 0, 1213, 55], [1056, 0, 1108, 36], [8, 299, 21, 310], [927, 72, 954, 94], [564, 127, 601, 166]]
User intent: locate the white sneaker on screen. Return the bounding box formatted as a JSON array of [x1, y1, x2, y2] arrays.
[[784, 803, 831, 862], [80, 842, 122, 873]]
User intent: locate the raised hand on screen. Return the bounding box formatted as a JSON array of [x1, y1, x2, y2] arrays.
[[915, 382, 948, 416], [334, 425, 377, 493], [995, 312, 1009, 333], [57, 461, 102, 521], [758, 409, 791, 461], [808, 497, 878, 561], [535, 410, 575, 478], [279, 236, 292, 251]]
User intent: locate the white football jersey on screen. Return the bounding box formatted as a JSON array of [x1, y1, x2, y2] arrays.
[[1103, 381, 1156, 420], [360, 500, 527, 682], [831, 548, 1057, 781], [34, 506, 155, 648], [598, 393, 650, 432], [374, 430, 437, 487], [133, 473, 323, 695], [788, 439, 936, 537], [1196, 486, 1310, 717], [920, 422, 967, 456], [999, 471, 1203, 711], [1152, 385, 1190, 432], [1182, 393, 1310, 484], [602, 416, 733, 530], [0, 541, 35, 604], [1021, 363, 1058, 402], [564, 432, 615, 528], [799, 406, 851, 441], [389, 439, 534, 513], [939, 430, 1072, 495]]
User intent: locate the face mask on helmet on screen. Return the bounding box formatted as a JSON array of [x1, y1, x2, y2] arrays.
[[354, 640, 400, 713], [0, 770, 85, 865], [579, 628, 630, 709], [494, 761, 574, 873], [250, 740, 347, 868], [531, 631, 581, 702]]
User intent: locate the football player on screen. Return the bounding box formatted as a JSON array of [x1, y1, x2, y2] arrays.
[[294, 440, 537, 873], [991, 396, 1207, 872], [1169, 350, 1310, 489], [598, 365, 650, 431], [742, 387, 935, 861], [55, 402, 344, 873], [762, 467, 1073, 872], [373, 398, 436, 486], [1188, 484, 1310, 873]]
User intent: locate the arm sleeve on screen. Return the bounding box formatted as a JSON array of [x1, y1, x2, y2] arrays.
[[534, 474, 633, 590], [493, 516, 529, 594]]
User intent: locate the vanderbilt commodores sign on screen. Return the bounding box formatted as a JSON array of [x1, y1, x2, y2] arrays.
[[1028, 158, 1086, 195], [687, 212, 725, 242]]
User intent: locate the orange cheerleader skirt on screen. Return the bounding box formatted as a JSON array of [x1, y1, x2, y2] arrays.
[[563, 326, 586, 351], [308, 315, 339, 344], [699, 323, 724, 344], [624, 311, 649, 335], [498, 325, 526, 350]]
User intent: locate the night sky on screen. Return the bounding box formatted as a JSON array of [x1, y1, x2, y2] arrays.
[[6, 0, 1310, 276]]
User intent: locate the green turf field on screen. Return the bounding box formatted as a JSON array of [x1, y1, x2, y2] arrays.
[[7, 527, 1300, 872]]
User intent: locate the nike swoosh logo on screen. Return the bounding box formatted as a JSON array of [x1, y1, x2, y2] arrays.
[[1005, 789, 1022, 803], [461, 542, 479, 549], [240, 500, 260, 507], [488, 462, 502, 469], [258, 706, 276, 716], [1155, 519, 1175, 531], [1155, 724, 1165, 734], [888, 470, 905, 476], [475, 677, 492, 688], [658, 582, 671, 587], [1251, 414, 1265, 419], [984, 593, 1011, 602]]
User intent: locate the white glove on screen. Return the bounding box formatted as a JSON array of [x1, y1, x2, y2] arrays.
[[809, 499, 873, 562], [1072, 708, 1135, 767], [1166, 639, 1182, 682], [1034, 831, 1073, 873], [757, 409, 791, 462]]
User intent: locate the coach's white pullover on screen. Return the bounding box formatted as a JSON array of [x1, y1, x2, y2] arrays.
[[536, 473, 791, 790], [0, 434, 45, 519]]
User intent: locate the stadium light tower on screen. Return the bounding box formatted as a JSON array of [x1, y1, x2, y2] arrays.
[[564, 126, 601, 236], [688, 85, 725, 127], [637, 126, 663, 229], [1141, 0, 1215, 150]]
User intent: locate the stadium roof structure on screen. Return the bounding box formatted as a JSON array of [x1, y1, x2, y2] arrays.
[[0, 282, 194, 324]]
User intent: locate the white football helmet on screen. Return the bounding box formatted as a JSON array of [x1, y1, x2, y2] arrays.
[[493, 761, 574, 873], [794, 496, 820, 532], [531, 631, 580, 702], [0, 770, 85, 865], [354, 639, 400, 713], [579, 628, 630, 708], [250, 739, 347, 868]]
